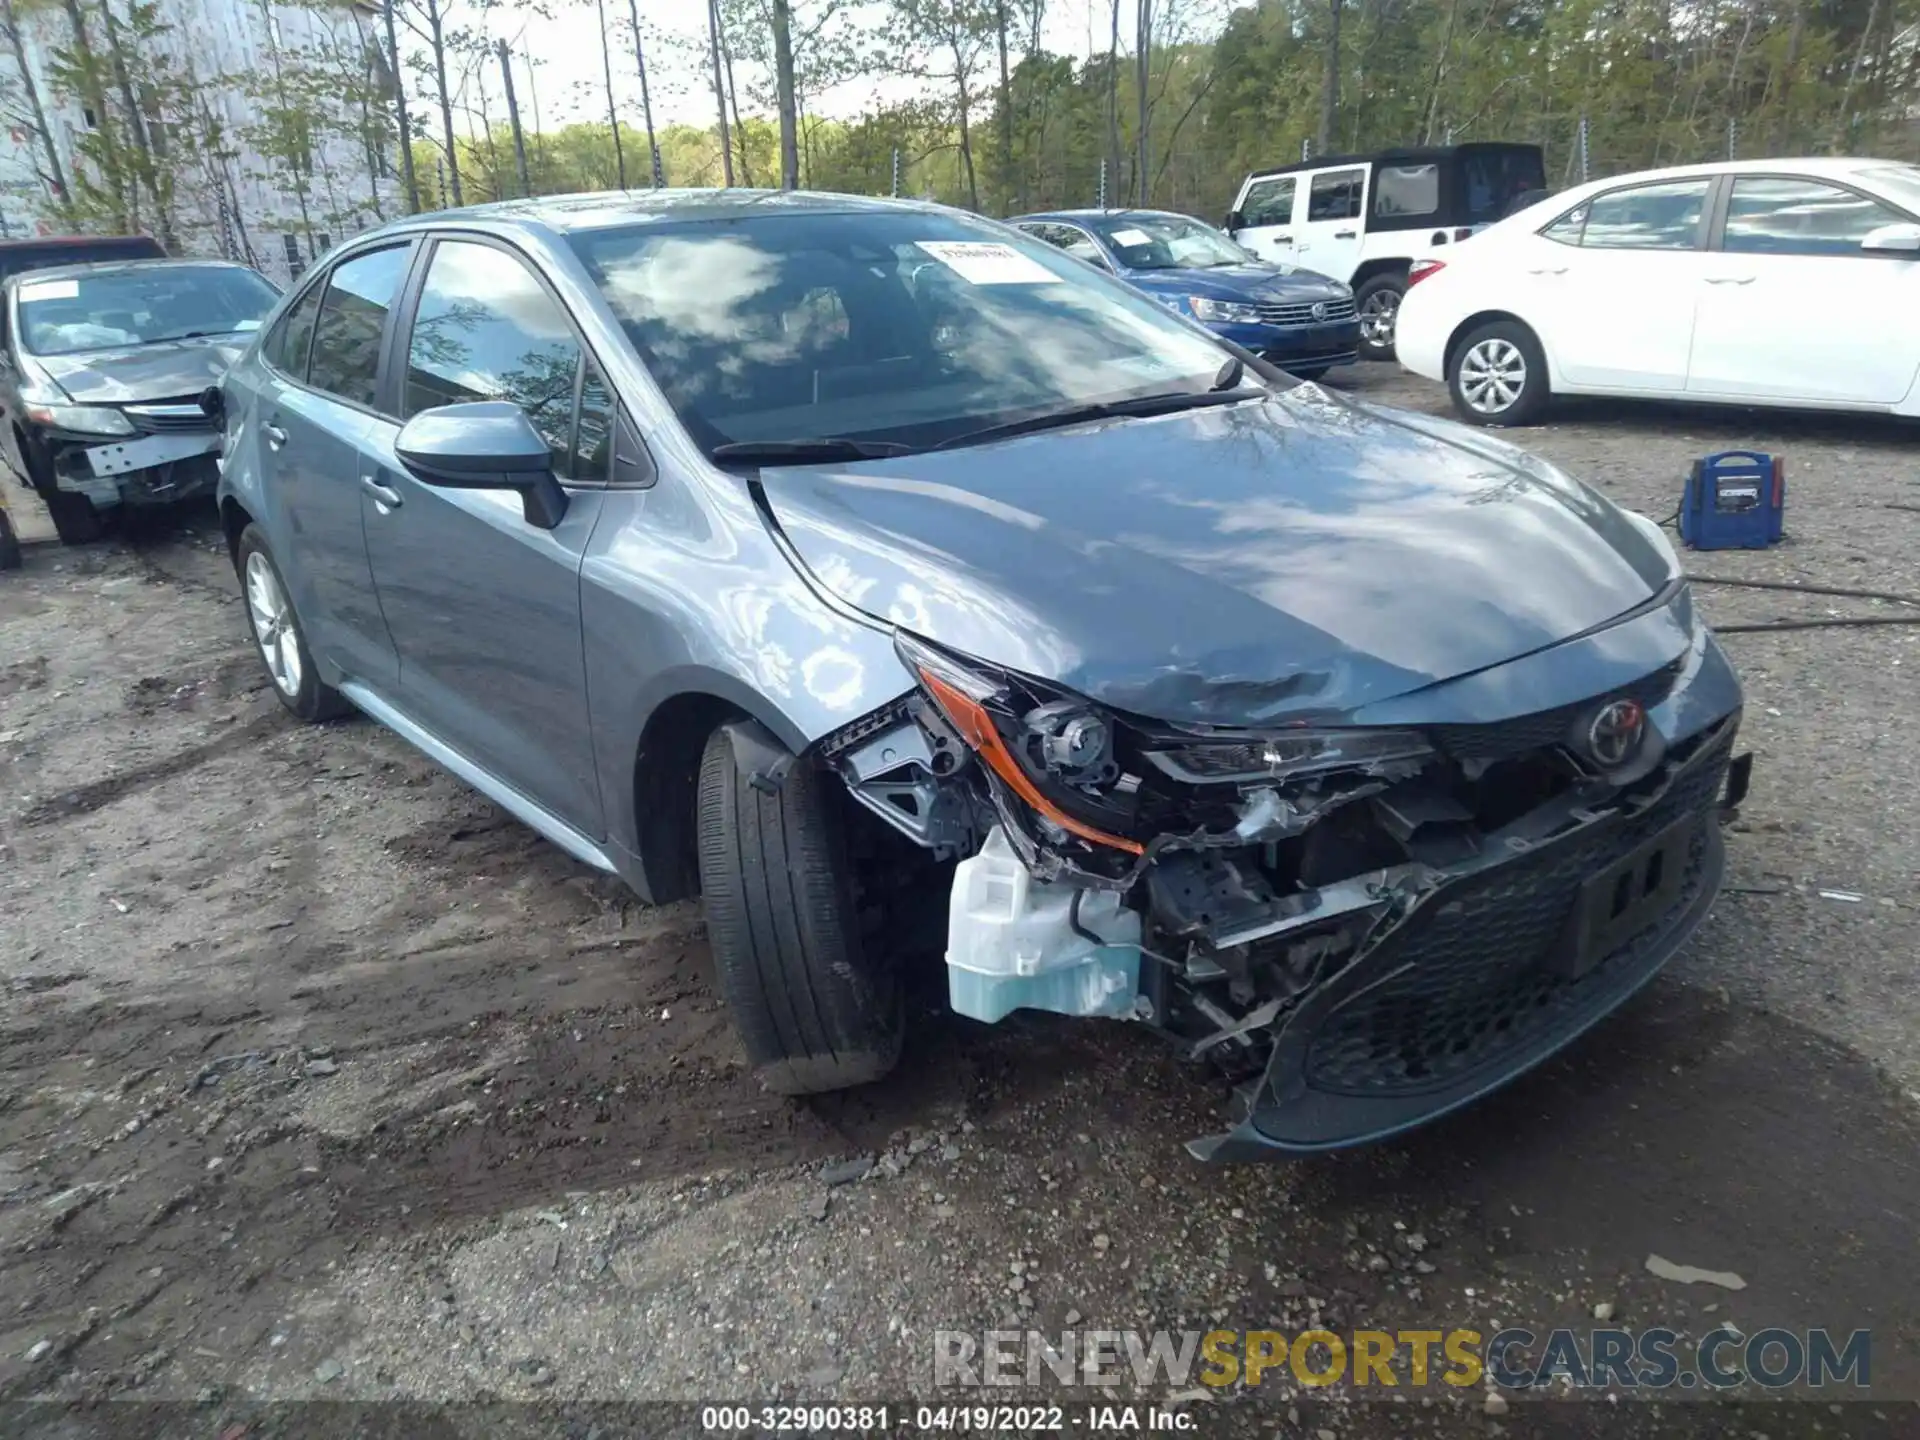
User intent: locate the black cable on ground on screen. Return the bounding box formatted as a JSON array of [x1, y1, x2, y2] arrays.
[[1715, 616, 1920, 634], [1686, 574, 1920, 608]]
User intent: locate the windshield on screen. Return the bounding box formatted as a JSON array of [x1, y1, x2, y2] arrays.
[[15, 265, 279, 356], [1084, 214, 1253, 270], [569, 210, 1242, 457]]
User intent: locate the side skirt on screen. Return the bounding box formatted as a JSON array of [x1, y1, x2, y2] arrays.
[[338, 680, 620, 876]]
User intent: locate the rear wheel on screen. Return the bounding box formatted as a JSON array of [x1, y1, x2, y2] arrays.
[[236, 524, 350, 722], [1447, 320, 1551, 426], [696, 724, 903, 1095], [0, 507, 21, 569], [1354, 273, 1406, 361]]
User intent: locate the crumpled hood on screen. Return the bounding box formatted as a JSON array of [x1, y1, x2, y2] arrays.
[[756, 387, 1676, 726], [1127, 263, 1349, 305], [35, 334, 249, 403]]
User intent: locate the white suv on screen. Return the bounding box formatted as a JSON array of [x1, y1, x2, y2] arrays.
[[1395, 157, 1920, 425], [1226, 143, 1547, 361]]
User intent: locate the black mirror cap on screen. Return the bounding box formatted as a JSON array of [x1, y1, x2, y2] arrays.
[[1225, 210, 1246, 232]]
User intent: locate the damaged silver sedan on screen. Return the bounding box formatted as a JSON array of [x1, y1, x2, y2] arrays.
[[1, 259, 278, 543], [212, 193, 1747, 1159]]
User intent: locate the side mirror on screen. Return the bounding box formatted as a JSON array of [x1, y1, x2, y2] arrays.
[[1861, 222, 1920, 255], [394, 401, 568, 530], [1224, 210, 1246, 234]]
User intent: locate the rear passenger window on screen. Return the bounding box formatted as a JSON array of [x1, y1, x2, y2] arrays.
[[403, 239, 582, 472], [263, 282, 324, 378], [1308, 169, 1364, 222], [307, 246, 410, 407]]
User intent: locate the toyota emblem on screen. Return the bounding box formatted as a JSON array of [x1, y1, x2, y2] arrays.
[[1586, 698, 1646, 768], [1311, 301, 1328, 321]]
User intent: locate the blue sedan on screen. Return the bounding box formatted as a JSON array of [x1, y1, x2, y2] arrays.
[[1010, 208, 1360, 378]]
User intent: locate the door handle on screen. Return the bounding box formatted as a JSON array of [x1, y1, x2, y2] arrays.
[[1270, 234, 1292, 244], [1334, 229, 1357, 239], [1705, 275, 1756, 285], [1528, 266, 1569, 276], [261, 421, 287, 450], [361, 475, 403, 510]]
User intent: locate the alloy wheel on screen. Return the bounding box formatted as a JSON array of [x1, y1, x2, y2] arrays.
[[245, 551, 303, 699], [1359, 289, 1399, 347], [1458, 338, 1528, 415]]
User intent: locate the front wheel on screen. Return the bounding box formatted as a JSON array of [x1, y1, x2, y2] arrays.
[[1354, 274, 1405, 362], [1447, 320, 1551, 426], [696, 724, 903, 1095]]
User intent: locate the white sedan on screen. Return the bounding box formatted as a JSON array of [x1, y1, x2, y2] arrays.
[[1396, 157, 1920, 424]]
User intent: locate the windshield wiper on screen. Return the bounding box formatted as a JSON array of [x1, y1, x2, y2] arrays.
[[152, 328, 237, 342], [931, 374, 1258, 453], [710, 436, 913, 465]]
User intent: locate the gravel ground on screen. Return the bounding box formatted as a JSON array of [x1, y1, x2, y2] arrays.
[[1, 367, 1916, 1438]]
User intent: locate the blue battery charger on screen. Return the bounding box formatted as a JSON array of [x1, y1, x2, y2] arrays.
[[1678, 451, 1785, 551]]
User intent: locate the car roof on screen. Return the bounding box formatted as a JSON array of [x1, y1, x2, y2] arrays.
[[1551, 155, 1907, 197], [1247, 141, 1540, 181], [1006, 208, 1191, 224], [393, 187, 940, 237], [4, 257, 258, 287], [0, 233, 161, 251]]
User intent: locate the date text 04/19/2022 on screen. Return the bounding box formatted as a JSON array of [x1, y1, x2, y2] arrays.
[[699, 1404, 1196, 1431]]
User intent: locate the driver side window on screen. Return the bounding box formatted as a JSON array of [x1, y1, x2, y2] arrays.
[[403, 239, 583, 474]]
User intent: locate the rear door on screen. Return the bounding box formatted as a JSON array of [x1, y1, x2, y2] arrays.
[[1292, 166, 1368, 282], [257, 243, 414, 688], [1687, 174, 1920, 405], [362, 234, 607, 835], [1522, 176, 1715, 393], [1228, 173, 1300, 266]]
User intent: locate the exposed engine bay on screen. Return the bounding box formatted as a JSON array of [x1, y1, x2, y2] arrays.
[[816, 630, 1749, 1158]]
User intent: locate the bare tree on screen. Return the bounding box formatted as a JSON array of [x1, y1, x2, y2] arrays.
[[1318, 0, 1340, 154], [0, 0, 71, 207], [708, 0, 734, 184]]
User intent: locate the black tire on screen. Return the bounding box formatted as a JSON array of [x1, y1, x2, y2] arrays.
[[234, 524, 350, 722], [42, 489, 105, 545], [0, 508, 21, 570], [1446, 319, 1552, 427], [1354, 272, 1406, 362], [696, 724, 903, 1095]]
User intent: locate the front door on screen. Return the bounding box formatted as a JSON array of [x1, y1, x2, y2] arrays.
[[264, 244, 414, 689], [1523, 176, 1715, 393], [362, 235, 608, 836], [1291, 166, 1368, 283], [1229, 173, 1301, 266], [1688, 175, 1920, 405]]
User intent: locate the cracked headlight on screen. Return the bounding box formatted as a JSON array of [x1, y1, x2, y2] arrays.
[[1187, 296, 1265, 325], [1145, 729, 1433, 785], [22, 395, 134, 437]]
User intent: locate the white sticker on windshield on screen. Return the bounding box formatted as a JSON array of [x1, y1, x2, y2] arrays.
[[234, 319, 262, 331], [915, 241, 1056, 285], [19, 279, 79, 302], [1108, 227, 1152, 247]]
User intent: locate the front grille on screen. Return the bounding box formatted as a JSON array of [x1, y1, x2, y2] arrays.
[[122, 398, 216, 435], [1303, 732, 1729, 1097], [1256, 296, 1356, 327], [1431, 664, 1681, 764]]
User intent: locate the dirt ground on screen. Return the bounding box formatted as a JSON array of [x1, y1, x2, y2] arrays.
[[2, 368, 1917, 1438]]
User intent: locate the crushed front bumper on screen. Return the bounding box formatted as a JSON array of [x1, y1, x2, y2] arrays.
[[1189, 720, 1740, 1160], [49, 428, 221, 509]]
